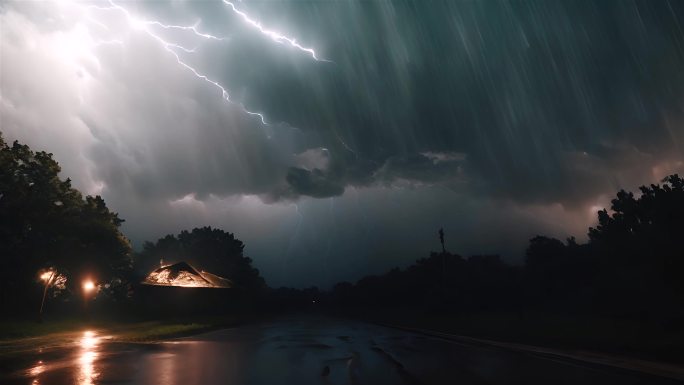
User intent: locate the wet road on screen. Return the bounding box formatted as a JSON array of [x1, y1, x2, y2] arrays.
[[1, 316, 679, 385]]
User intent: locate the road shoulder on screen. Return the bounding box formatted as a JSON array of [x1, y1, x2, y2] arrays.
[[377, 322, 684, 382]]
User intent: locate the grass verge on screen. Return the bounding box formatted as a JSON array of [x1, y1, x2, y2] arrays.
[[0, 314, 249, 357]]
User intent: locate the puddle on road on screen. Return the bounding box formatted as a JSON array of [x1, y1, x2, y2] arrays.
[[13, 330, 105, 385]]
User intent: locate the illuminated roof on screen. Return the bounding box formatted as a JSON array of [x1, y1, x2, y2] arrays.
[[142, 262, 233, 288]]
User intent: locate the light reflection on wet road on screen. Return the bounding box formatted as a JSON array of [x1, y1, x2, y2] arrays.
[[1, 316, 679, 385]]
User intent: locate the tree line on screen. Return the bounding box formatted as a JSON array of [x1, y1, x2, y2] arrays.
[[312, 174, 683, 324], [2, 132, 683, 324]]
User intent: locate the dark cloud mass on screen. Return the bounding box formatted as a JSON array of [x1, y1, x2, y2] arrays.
[[1, 0, 683, 287], [236, 0, 684, 205]]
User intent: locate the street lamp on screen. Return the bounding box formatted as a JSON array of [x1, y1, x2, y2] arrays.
[[38, 270, 56, 322], [82, 280, 95, 293], [82, 279, 96, 320], [40, 271, 54, 283]]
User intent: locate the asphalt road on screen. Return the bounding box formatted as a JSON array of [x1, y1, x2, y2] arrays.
[[1, 316, 679, 385]]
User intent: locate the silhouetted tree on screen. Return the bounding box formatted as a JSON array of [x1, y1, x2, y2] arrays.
[[0, 133, 132, 313], [524, 236, 593, 311], [136, 227, 266, 291], [323, 174, 684, 323], [588, 175, 684, 317]]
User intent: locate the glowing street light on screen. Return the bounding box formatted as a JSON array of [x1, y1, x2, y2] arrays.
[[38, 269, 56, 322], [82, 280, 95, 293], [40, 271, 54, 282], [82, 279, 97, 320]]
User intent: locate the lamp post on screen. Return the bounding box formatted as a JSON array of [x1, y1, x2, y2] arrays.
[[38, 270, 56, 323], [82, 279, 96, 319]]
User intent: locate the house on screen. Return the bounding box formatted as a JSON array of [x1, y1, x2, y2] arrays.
[[142, 261, 232, 288]]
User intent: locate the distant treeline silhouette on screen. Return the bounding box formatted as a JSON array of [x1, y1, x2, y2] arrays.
[[276, 175, 684, 324], [3, 132, 683, 324]]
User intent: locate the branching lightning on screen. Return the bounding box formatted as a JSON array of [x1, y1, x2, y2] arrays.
[[222, 1, 329, 62], [84, 0, 271, 124], [143, 21, 227, 41], [81, 0, 331, 125], [75, 0, 350, 161], [86, 4, 226, 41]]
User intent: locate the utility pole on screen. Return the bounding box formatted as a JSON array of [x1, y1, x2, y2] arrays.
[[439, 228, 446, 253], [438, 228, 446, 299]]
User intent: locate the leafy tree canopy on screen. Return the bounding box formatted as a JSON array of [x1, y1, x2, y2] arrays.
[[136, 227, 266, 291], [0, 133, 132, 310], [589, 174, 684, 250]]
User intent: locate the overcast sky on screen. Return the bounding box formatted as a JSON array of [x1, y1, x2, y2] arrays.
[[2, 0, 683, 287]]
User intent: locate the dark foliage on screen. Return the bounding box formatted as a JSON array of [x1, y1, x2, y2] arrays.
[[0, 133, 132, 314], [317, 175, 684, 324], [135, 227, 266, 291], [587, 175, 684, 318]]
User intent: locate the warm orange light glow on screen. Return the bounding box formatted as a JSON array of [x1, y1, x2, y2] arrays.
[[78, 331, 100, 385], [40, 271, 53, 282], [142, 262, 232, 288], [28, 332, 103, 385], [81, 331, 97, 349], [28, 360, 45, 376], [82, 280, 95, 292], [145, 269, 216, 288]]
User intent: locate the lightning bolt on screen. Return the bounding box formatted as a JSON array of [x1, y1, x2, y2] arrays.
[[87, 4, 227, 41], [79, 1, 347, 158], [85, 0, 268, 124], [143, 21, 227, 41], [222, 1, 329, 62]]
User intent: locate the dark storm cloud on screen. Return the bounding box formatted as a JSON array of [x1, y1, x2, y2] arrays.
[[7, 0, 681, 205], [374, 153, 466, 186], [285, 167, 345, 198], [218, 0, 684, 204], [3, 0, 684, 288]]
